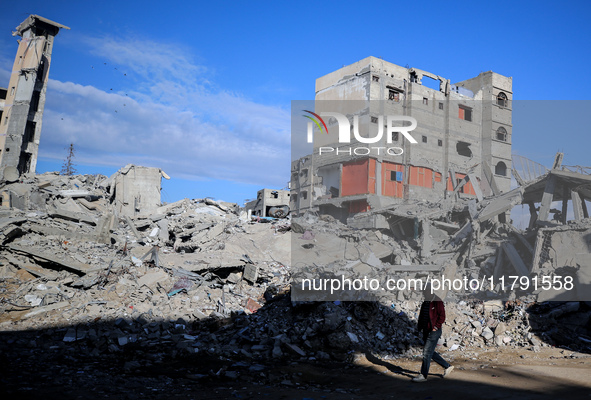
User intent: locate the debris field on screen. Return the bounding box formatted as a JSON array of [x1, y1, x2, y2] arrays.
[[0, 162, 590, 398]]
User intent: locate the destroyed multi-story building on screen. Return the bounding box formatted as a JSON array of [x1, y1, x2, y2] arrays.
[[291, 56, 513, 221], [0, 15, 69, 181]]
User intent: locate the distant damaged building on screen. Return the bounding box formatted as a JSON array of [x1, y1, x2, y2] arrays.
[[0, 15, 69, 181], [291, 57, 512, 221], [245, 189, 290, 218]]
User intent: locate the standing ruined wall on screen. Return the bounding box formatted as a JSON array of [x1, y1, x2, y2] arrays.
[[0, 15, 69, 180], [111, 164, 169, 217]]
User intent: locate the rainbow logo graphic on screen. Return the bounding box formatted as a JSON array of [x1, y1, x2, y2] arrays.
[[303, 110, 329, 142]]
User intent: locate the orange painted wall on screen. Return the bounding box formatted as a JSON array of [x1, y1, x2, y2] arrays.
[[447, 173, 476, 195], [368, 159, 376, 194], [409, 166, 433, 188], [382, 161, 404, 198], [342, 159, 369, 196]]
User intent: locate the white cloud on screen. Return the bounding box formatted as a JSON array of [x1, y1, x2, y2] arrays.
[[36, 35, 291, 188]]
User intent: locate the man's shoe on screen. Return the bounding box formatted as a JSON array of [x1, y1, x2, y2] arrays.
[[443, 365, 454, 378], [412, 374, 427, 382]]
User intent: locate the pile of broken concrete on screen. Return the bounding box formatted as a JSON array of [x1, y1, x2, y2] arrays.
[[0, 169, 590, 375]]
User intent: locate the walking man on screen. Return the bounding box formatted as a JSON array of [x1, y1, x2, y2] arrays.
[[412, 283, 454, 382]]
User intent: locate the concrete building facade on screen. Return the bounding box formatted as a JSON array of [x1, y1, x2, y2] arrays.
[[291, 57, 512, 221], [0, 15, 69, 180]]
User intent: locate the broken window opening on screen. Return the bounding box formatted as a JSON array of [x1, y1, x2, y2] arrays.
[[372, 75, 380, 82], [271, 191, 279, 199], [30, 90, 41, 113], [302, 191, 308, 200], [495, 161, 507, 176], [34, 27, 48, 38], [456, 141, 472, 157], [458, 105, 472, 122], [439, 102, 444, 110], [421, 75, 440, 91], [36, 60, 46, 83], [24, 121, 36, 143], [388, 89, 400, 102], [496, 126, 507, 141], [10, 87, 15, 96], [17, 152, 31, 174], [438, 139, 443, 147], [497, 92, 508, 107], [392, 132, 399, 141], [329, 186, 339, 198], [422, 135, 427, 143], [423, 97, 428, 105], [371, 116, 378, 124]]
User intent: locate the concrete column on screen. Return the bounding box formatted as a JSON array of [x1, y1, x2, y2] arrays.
[[571, 190, 584, 221], [561, 186, 568, 224], [538, 175, 556, 222], [528, 202, 538, 229]]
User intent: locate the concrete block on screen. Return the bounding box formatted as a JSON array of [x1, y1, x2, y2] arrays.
[[481, 327, 494, 340], [243, 263, 259, 284]]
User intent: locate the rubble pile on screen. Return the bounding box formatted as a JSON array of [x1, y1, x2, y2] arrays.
[[441, 300, 591, 353], [293, 192, 591, 304], [0, 165, 590, 381], [0, 170, 291, 335]]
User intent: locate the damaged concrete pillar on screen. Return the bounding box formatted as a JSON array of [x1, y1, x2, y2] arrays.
[[467, 173, 483, 202], [582, 197, 589, 219], [419, 219, 432, 258], [501, 242, 529, 276], [561, 186, 568, 224], [571, 190, 585, 221], [538, 174, 556, 222], [527, 202, 538, 229]]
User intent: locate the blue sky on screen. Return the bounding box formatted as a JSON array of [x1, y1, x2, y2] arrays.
[[0, 1, 590, 204]]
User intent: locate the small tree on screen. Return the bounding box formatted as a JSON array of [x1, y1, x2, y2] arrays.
[[61, 143, 77, 175]]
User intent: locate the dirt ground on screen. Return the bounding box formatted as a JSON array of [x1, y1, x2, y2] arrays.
[[1, 330, 590, 400]]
